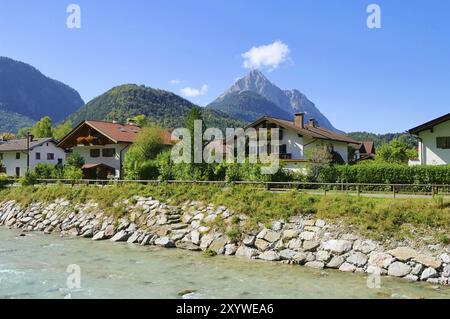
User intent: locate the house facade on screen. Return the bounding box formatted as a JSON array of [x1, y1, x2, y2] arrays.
[[57, 120, 172, 179], [409, 113, 450, 165], [0, 138, 66, 177], [246, 113, 360, 171]]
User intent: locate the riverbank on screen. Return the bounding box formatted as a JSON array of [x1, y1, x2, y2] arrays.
[[0, 184, 449, 287]]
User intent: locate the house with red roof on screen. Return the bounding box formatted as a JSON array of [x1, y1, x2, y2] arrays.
[[57, 120, 173, 179]]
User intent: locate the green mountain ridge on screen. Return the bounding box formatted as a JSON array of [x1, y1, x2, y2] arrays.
[[68, 84, 246, 131]]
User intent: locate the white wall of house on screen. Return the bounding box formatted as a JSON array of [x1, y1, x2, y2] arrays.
[[417, 120, 450, 165], [73, 143, 130, 178], [0, 142, 66, 177]]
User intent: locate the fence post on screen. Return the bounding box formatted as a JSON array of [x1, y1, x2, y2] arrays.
[[266, 183, 270, 191], [432, 184, 436, 198], [357, 185, 360, 197], [392, 185, 396, 199]]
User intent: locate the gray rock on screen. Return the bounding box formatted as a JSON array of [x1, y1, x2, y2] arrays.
[[299, 231, 315, 241], [316, 250, 331, 262], [387, 262, 411, 277], [293, 252, 308, 265], [235, 246, 258, 259], [279, 249, 297, 260], [426, 278, 440, 284], [190, 230, 200, 245], [200, 233, 214, 250], [305, 261, 324, 269], [368, 251, 395, 269], [440, 253, 450, 264], [303, 240, 320, 252], [271, 221, 283, 231], [326, 256, 345, 269], [104, 225, 115, 238], [92, 231, 106, 241], [353, 240, 377, 254], [127, 231, 141, 244], [315, 219, 326, 227], [287, 238, 303, 250], [110, 230, 129, 242], [258, 251, 280, 261], [255, 239, 270, 251], [420, 267, 438, 281], [339, 262, 356, 272], [443, 265, 450, 277], [411, 264, 423, 276], [209, 237, 228, 254], [263, 230, 281, 243], [224, 244, 237, 255], [154, 237, 175, 248], [175, 241, 201, 251], [341, 234, 358, 241], [347, 251, 368, 267], [242, 235, 256, 247], [282, 230, 299, 241], [322, 240, 353, 254]]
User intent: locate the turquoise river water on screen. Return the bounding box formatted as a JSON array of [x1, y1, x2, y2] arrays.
[[0, 228, 449, 299]]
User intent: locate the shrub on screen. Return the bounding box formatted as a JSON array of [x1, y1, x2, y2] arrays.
[[34, 163, 56, 179], [64, 166, 83, 180], [20, 171, 38, 186], [319, 164, 450, 185], [0, 173, 11, 188]]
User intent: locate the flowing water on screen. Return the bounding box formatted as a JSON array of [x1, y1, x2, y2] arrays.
[[0, 228, 449, 299]]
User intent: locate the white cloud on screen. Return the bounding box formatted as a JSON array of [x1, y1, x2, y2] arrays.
[[169, 79, 182, 84], [180, 84, 208, 98], [242, 40, 290, 71]]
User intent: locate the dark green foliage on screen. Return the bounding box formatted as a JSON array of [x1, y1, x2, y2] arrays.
[[68, 84, 245, 132], [319, 164, 450, 185], [19, 171, 38, 186], [207, 91, 292, 122], [0, 57, 84, 132], [66, 152, 85, 168], [346, 131, 418, 148]]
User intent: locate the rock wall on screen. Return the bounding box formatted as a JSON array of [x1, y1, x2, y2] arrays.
[[0, 197, 449, 285]]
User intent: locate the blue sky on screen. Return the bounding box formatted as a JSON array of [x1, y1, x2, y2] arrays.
[[0, 0, 449, 133]]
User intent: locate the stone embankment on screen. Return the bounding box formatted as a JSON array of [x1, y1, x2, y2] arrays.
[[0, 197, 449, 285]]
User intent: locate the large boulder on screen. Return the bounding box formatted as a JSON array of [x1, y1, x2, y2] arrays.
[[420, 267, 438, 281], [347, 252, 368, 267], [353, 240, 377, 254], [326, 256, 345, 269], [322, 240, 353, 254], [368, 251, 394, 269], [235, 246, 259, 259], [258, 251, 280, 261], [110, 230, 129, 242], [303, 240, 320, 252], [305, 261, 324, 269], [387, 262, 411, 277]]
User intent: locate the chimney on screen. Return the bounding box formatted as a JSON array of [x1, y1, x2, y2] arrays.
[[308, 118, 317, 128], [294, 113, 304, 128]]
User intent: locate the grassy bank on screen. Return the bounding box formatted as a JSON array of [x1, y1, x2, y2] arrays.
[[0, 183, 449, 243]]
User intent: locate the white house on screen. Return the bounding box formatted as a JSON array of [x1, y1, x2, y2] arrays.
[[245, 113, 360, 171], [0, 138, 66, 177], [408, 113, 450, 165], [57, 120, 172, 179]]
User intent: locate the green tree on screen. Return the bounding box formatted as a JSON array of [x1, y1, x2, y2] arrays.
[[123, 126, 167, 179], [127, 114, 149, 127], [305, 145, 333, 181], [31, 116, 53, 138], [52, 120, 72, 140], [17, 127, 32, 138], [66, 152, 85, 168], [64, 165, 83, 180], [375, 139, 417, 164]]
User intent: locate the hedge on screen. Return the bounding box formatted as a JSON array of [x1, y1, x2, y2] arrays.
[[319, 164, 450, 185]]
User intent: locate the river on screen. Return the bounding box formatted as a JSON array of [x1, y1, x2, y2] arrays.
[[0, 228, 449, 299]]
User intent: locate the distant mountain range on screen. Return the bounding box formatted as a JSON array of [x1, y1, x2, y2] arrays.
[[208, 70, 342, 132], [0, 57, 84, 132], [68, 84, 245, 132]]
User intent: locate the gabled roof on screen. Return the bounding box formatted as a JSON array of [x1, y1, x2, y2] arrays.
[[361, 141, 375, 154], [0, 138, 56, 152], [57, 120, 174, 148], [409, 113, 450, 135], [246, 116, 360, 145]]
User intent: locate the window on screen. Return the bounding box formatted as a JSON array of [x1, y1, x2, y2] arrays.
[[47, 153, 55, 160], [90, 149, 100, 158], [436, 137, 450, 149], [16, 153, 20, 159], [102, 148, 115, 157], [35, 152, 41, 160], [280, 144, 287, 154]]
